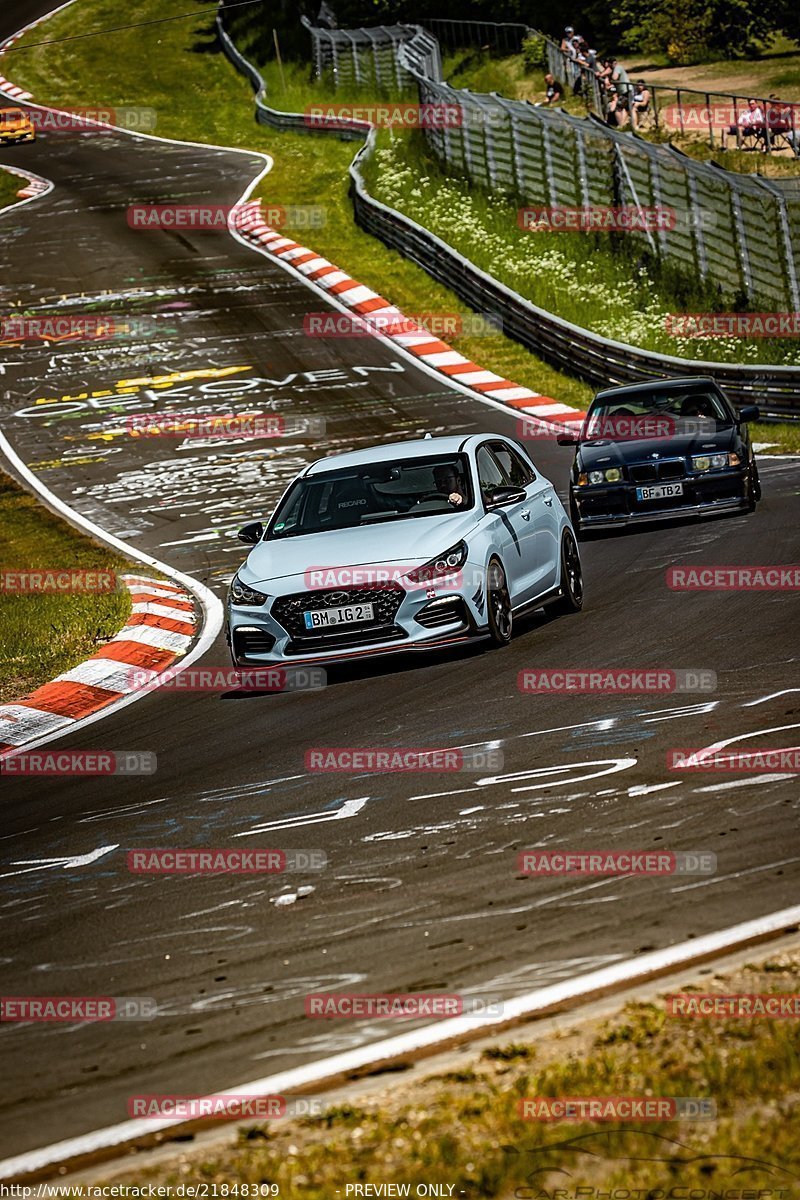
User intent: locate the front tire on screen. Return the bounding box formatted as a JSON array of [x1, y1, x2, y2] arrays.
[[486, 556, 513, 647], [551, 529, 584, 614], [747, 458, 761, 510]]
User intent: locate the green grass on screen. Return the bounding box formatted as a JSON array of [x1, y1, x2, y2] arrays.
[[0, 166, 22, 210], [442, 48, 589, 116], [5, 0, 592, 412], [0, 471, 131, 703], [91, 953, 800, 1193], [7, 0, 799, 451], [364, 130, 800, 369]]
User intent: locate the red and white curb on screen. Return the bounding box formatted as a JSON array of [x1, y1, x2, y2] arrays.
[[233, 201, 585, 435], [0, 75, 31, 100], [0, 575, 197, 757], [0, 162, 50, 200]]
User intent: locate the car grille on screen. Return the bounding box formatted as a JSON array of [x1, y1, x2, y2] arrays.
[[272, 585, 407, 654], [629, 458, 686, 484]]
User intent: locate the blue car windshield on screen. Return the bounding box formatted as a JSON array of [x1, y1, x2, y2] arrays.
[[267, 454, 474, 539]]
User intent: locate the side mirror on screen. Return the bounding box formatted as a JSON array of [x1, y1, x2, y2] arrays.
[[737, 404, 760, 423], [237, 521, 264, 545], [557, 433, 580, 446], [486, 486, 526, 508]]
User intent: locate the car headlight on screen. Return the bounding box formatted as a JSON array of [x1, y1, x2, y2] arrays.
[[691, 453, 734, 472], [579, 468, 622, 486], [230, 574, 269, 606], [405, 540, 468, 585]]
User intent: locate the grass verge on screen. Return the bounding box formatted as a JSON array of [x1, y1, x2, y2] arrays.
[[0, 165, 23, 209], [0, 470, 131, 703], [92, 951, 800, 1192]]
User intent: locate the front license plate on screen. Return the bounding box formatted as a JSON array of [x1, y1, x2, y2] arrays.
[[636, 483, 684, 502], [304, 603, 375, 629]]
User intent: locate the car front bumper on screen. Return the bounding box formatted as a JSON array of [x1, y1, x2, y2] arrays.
[[226, 567, 489, 666], [572, 470, 749, 529]]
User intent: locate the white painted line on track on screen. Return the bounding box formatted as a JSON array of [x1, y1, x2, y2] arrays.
[[2, 901, 800, 1181]]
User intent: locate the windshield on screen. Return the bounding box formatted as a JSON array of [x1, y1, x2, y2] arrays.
[[267, 454, 474, 540], [585, 387, 730, 440], [0, 111, 24, 126]]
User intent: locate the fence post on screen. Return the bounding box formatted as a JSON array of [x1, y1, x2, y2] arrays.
[[729, 184, 752, 296], [686, 172, 708, 280]]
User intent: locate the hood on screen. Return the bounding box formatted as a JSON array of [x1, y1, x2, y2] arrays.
[[577, 427, 736, 469], [240, 511, 480, 585]]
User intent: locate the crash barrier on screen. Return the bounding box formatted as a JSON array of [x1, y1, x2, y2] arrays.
[[216, 10, 800, 420]]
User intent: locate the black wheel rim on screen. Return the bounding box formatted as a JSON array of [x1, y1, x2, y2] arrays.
[[489, 563, 512, 639], [563, 534, 583, 604]]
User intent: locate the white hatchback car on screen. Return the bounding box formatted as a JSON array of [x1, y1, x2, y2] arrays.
[[227, 434, 583, 665]]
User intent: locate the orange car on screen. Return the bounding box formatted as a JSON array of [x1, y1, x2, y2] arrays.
[[0, 107, 35, 145]]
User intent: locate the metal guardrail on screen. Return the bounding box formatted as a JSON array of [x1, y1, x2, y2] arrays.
[[215, 9, 800, 421]]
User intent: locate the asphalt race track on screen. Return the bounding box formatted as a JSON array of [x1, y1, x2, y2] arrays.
[[1, 1, 799, 1164]]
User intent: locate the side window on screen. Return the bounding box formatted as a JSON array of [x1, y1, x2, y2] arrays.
[[476, 445, 507, 501], [491, 441, 536, 487]]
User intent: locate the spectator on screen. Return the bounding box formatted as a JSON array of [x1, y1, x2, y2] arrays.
[[595, 58, 613, 88], [766, 94, 798, 153], [605, 84, 625, 127], [610, 57, 632, 99], [721, 98, 765, 150], [542, 73, 564, 106], [632, 80, 651, 126], [560, 26, 576, 55]]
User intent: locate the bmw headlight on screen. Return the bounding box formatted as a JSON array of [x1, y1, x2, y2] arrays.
[[691, 453, 734, 472], [230, 574, 269, 606], [579, 468, 623, 486], [406, 540, 468, 585]]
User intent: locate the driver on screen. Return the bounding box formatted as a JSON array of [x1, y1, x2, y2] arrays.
[[433, 464, 468, 508]]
